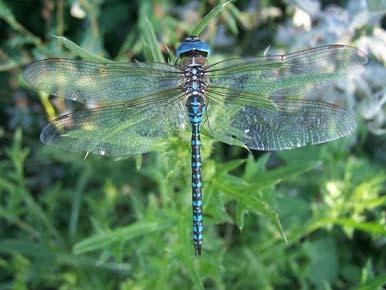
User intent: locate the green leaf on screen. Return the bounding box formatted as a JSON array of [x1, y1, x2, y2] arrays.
[[52, 35, 113, 63], [278, 195, 310, 229], [308, 237, 339, 286], [212, 159, 317, 243], [0, 0, 14, 19], [250, 161, 319, 191], [164, 44, 177, 64], [5, 130, 64, 245], [216, 159, 245, 175], [354, 274, 386, 290], [0, 239, 54, 258], [213, 174, 249, 195], [223, 10, 238, 34], [303, 216, 386, 240], [73, 221, 171, 254], [191, 0, 234, 36], [141, 17, 164, 62], [135, 155, 143, 171], [328, 218, 386, 235], [353, 173, 386, 202], [213, 176, 287, 242], [0, 0, 41, 46], [235, 203, 246, 230], [69, 168, 90, 240], [243, 153, 270, 181], [255, 153, 271, 173], [178, 216, 204, 290]]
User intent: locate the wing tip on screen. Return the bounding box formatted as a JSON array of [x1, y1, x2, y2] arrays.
[[356, 49, 368, 65], [40, 123, 54, 145], [351, 47, 368, 65], [329, 44, 368, 65]]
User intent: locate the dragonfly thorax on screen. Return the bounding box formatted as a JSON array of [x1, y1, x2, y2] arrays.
[[182, 56, 208, 106]]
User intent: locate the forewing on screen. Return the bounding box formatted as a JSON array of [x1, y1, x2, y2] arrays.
[[207, 45, 367, 98], [205, 90, 357, 151], [24, 59, 182, 104], [40, 91, 188, 156]]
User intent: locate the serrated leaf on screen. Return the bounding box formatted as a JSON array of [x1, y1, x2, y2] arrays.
[[255, 153, 271, 173], [244, 153, 270, 182], [213, 177, 287, 242], [213, 174, 249, 194], [244, 154, 256, 180]]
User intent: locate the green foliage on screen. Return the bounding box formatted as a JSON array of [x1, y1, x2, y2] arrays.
[[191, 0, 234, 36], [0, 1, 385, 290]]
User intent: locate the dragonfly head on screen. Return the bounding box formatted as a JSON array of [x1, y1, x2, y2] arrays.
[[176, 36, 210, 58]]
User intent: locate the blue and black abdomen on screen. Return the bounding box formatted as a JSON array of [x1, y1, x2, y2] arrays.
[[182, 56, 208, 255], [187, 94, 206, 255]]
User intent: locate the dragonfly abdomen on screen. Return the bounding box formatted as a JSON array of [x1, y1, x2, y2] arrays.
[[183, 56, 208, 256], [186, 94, 206, 256]]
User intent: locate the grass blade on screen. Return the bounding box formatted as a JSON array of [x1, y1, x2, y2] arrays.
[[141, 17, 164, 62], [53, 35, 113, 63], [191, 0, 234, 36]]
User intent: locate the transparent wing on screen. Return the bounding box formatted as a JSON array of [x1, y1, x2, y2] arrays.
[[40, 90, 188, 156], [24, 58, 182, 104], [207, 45, 367, 98], [204, 89, 357, 150]]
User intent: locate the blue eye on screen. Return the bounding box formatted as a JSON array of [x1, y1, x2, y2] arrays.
[[176, 38, 210, 58]]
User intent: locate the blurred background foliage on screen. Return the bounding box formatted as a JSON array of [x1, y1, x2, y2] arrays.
[[0, 0, 385, 289]]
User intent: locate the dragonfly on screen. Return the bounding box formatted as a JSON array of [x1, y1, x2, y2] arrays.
[[23, 36, 367, 256]]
